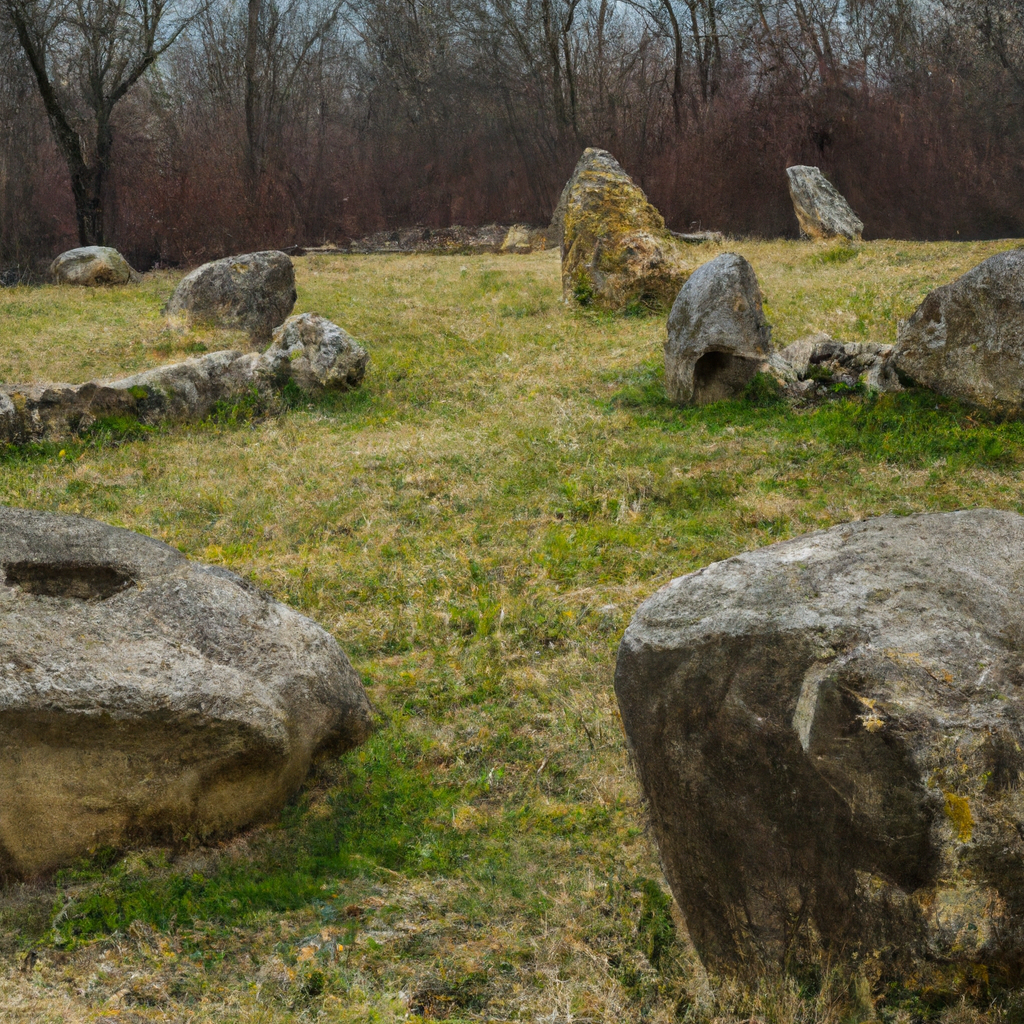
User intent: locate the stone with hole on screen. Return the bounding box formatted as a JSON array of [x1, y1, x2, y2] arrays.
[[0, 505, 374, 878], [164, 250, 297, 346], [664, 252, 772, 405], [615, 509, 1024, 989]]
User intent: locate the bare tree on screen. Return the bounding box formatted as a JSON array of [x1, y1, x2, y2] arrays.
[[2, 0, 203, 245]]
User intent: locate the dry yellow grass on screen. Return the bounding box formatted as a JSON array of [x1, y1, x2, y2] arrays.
[[1, 239, 1023, 1023]]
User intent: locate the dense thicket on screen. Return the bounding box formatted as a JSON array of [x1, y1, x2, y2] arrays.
[[2, 0, 1023, 268]]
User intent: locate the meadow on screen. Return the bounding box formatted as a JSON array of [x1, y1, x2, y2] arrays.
[[2, 238, 1024, 1023]]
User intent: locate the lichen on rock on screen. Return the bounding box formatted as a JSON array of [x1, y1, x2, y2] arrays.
[[560, 149, 692, 310], [615, 508, 1024, 989]]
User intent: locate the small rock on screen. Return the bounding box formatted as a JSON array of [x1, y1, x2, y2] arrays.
[[50, 247, 138, 286], [0, 505, 374, 878], [615, 509, 1024, 986], [500, 225, 536, 253], [892, 248, 1024, 414], [165, 250, 297, 346], [672, 231, 726, 244], [786, 166, 863, 241], [664, 253, 772, 405], [777, 334, 901, 392], [265, 313, 369, 393]]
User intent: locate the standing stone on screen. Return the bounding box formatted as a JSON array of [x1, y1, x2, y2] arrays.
[[664, 253, 772, 405], [615, 509, 1024, 988], [0, 505, 374, 878], [165, 250, 297, 346], [560, 148, 692, 310], [892, 248, 1024, 415], [50, 247, 138, 286], [786, 166, 864, 241]]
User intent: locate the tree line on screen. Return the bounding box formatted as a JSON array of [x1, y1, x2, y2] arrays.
[[1, 0, 1023, 269]]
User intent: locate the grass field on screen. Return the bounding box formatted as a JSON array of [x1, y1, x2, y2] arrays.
[[2, 238, 1024, 1023]]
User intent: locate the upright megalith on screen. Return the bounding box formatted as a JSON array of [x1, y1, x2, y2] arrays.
[[560, 148, 692, 310], [165, 250, 297, 346], [664, 253, 772, 405], [786, 165, 863, 241], [50, 246, 138, 286], [892, 248, 1024, 415], [615, 509, 1024, 987], [0, 505, 374, 878]]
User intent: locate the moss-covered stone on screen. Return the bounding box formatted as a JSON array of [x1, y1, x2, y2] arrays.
[[560, 149, 692, 310]]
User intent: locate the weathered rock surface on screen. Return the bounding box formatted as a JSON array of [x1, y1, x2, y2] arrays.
[[615, 509, 1024, 986], [267, 313, 369, 393], [891, 248, 1024, 414], [778, 333, 901, 392], [165, 251, 297, 345], [50, 247, 138, 286], [0, 316, 368, 444], [561, 148, 692, 310], [550, 149, 607, 244], [312, 224, 550, 255], [0, 505, 374, 878], [786, 166, 864, 241], [500, 225, 544, 254], [664, 253, 772, 404]]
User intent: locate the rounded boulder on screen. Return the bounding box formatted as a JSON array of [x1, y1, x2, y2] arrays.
[[50, 246, 137, 286], [0, 505, 373, 879], [165, 250, 297, 346]]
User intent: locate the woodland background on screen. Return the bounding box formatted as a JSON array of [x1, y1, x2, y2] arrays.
[[1, 0, 1023, 269]]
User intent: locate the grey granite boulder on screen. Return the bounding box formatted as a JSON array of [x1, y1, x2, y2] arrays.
[[50, 247, 138, 286], [664, 252, 772, 404], [892, 249, 1024, 414], [165, 250, 297, 345], [266, 313, 368, 393], [615, 509, 1024, 987], [786, 166, 863, 241], [0, 506, 373, 878]]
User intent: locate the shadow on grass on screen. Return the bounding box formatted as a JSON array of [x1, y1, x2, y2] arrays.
[[608, 362, 1024, 472]]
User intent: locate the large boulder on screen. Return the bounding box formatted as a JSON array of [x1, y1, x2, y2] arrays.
[[560, 148, 692, 310], [891, 249, 1024, 415], [664, 253, 772, 405], [165, 250, 297, 345], [0, 315, 368, 444], [50, 246, 137, 286], [786, 166, 863, 241], [0, 506, 374, 878], [615, 509, 1024, 987]]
